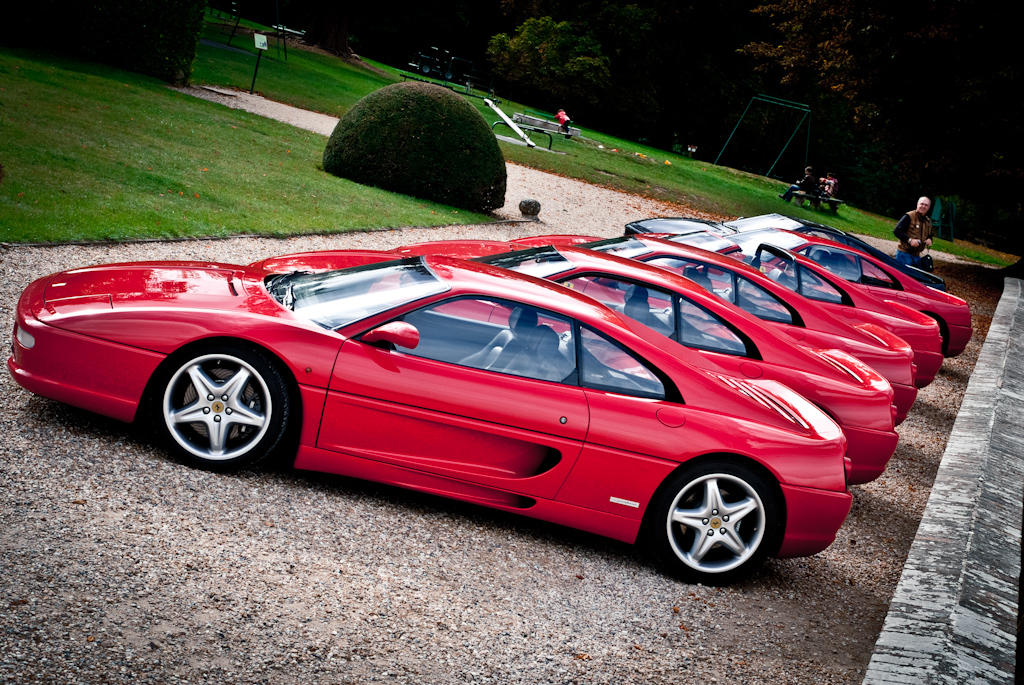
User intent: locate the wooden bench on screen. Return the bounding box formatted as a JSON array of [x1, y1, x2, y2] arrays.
[[793, 191, 845, 213], [512, 113, 581, 138]]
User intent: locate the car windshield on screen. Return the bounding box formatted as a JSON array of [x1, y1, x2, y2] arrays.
[[723, 214, 803, 231], [633, 218, 715, 234], [665, 231, 738, 253], [584, 237, 655, 259], [731, 229, 806, 255], [476, 247, 575, 278], [267, 258, 449, 330]]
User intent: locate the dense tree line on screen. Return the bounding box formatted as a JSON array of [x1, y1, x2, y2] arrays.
[[303, 0, 1010, 251], [21, 0, 1014, 249]]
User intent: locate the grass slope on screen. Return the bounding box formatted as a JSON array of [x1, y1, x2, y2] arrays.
[[0, 47, 489, 243], [1, 14, 1014, 265]]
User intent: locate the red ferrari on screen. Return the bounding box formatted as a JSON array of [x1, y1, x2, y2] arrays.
[[392, 240, 899, 484], [9, 255, 851, 584], [731, 242, 946, 388], [579, 233, 944, 389], [493, 234, 920, 421], [724, 228, 972, 357]]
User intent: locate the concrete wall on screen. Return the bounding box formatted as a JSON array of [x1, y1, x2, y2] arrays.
[[864, 278, 1023, 684]]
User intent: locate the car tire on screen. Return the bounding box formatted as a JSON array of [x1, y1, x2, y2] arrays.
[[646, 460, 782, 585], [152, 344, 292, 471]]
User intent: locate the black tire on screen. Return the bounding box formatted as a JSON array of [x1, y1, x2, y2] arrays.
[[151, 343, 292, 471], [645, 459, 783, 585]]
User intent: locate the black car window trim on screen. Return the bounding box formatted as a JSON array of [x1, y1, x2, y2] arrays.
[[735, 275, 804, 328], [796, 265, 855, 306], [675, 294, 762, 360], [574, 321, 682, 403]]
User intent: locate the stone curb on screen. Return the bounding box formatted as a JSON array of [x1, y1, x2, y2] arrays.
[[863, 277, 1023, 684]]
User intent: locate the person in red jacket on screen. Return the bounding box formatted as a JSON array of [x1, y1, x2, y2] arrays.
[[555, 109, 571, 136]]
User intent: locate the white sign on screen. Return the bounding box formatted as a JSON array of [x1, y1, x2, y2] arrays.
[[254, 34, 268, 51]]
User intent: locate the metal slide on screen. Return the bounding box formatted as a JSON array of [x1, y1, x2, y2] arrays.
[[485, 98, 536, 148]]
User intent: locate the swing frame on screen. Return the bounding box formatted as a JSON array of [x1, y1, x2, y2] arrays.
[[714, 95, 811, 178]]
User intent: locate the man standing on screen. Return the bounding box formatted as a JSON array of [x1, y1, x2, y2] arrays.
[[894, 196, 934, 268]]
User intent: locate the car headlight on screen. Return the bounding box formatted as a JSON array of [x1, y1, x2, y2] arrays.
[[15, 325, 35, 349]]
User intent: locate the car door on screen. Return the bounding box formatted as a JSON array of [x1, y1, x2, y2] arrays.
[[318, 297, 589, 499], [554, 326, 686, 520]]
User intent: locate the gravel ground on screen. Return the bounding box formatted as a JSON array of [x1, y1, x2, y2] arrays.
[[0, 90, 1007, 684]]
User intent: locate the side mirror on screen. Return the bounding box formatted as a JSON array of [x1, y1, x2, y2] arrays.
[[361, 321, 419, 349]]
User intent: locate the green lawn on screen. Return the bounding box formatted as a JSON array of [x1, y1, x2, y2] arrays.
[[192, 17, 399, 116], [0, 47, 489, 243], [0, 19, 1014, 266]]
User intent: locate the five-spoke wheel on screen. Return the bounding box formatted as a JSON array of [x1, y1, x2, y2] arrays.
[[648, 460, 781, 584], [154, 345, 291, 470]]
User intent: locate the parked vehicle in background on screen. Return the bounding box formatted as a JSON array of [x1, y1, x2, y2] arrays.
[[723, 228, 971, 357], [721, 214, 947, 291], [497, 234, 920, 423], [394, 240, 899, 484]]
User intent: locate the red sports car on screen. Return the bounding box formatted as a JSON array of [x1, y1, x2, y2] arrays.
[[724, 228, 972, 357], [392, 240, 899, 484], [492, 235, 920, 422], [9, 255, 851, 584], [727, 241, 946, 388], [600, 232, 946, 389]]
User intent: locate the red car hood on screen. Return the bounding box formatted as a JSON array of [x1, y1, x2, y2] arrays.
[[39, 262, 267, 316]]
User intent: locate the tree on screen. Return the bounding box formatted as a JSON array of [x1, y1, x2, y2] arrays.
[[744, 0, 1024, 248], [304, 1, 353, 57], [487, 16, 613, 106]]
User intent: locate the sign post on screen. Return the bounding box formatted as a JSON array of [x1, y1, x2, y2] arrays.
[[250, 34, 269, 94]]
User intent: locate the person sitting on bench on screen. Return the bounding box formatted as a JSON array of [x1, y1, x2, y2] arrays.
[[780, 166, 821, 202]]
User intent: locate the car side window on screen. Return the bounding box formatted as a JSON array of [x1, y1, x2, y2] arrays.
[[859, 259, 898, 289], [643, 256, 735, 304], [804, 246, 862, 282], [562, 275, 676, 340], [797, 267, 845, 304], [677, 298, 751, 356], [579, 326, 666, 399], [735, 277, 795, 324], [396, 298, 577, 384]]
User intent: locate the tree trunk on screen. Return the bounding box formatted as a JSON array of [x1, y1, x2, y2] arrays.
[[305, 3, 353, 57]]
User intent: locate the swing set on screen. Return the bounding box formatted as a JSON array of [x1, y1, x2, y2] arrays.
[[714, 95, 811, 179]]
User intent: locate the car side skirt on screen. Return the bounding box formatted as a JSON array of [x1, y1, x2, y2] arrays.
[[293, 444, 646, 543]]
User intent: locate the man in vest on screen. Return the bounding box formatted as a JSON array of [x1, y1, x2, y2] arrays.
[[893, 196, 933, 268]]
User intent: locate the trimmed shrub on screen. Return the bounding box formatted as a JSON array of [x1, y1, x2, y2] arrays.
[[323, 82, 506, 212], [7, 0, 205, 83]]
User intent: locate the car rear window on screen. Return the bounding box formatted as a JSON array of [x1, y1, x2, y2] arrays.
[[476, 247, 576, 278]]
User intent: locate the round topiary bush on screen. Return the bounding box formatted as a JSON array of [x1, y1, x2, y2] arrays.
[[323, 82, 506, 212]]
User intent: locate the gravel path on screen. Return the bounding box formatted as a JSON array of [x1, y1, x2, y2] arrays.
[[0, 88, 1005, 684]]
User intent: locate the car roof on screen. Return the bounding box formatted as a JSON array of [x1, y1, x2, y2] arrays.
[[723, 213, 805, 232]]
